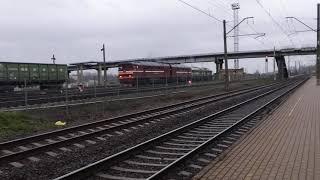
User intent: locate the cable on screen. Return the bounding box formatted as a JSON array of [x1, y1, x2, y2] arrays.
[[207, 0, 233, 17], [176, 0, 270, 48], [176, 0, 222, 22], [247, 23, 273, 48], [255, 0, 295, 47]]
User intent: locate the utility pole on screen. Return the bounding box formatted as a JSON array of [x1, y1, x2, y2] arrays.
[[24, 79, 28, 109], [273, 47, 276, 80], [317, 4, 320, 85], [101, 44, 107, 88], [223, 16, 256, 90], [223, 20, 229, 91], [288, 56, 291, 77]]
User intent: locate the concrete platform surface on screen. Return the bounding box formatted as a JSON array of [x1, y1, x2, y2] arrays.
[[193, 77, 320, 180]]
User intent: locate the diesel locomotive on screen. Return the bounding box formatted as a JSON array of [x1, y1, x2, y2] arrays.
[[118, 61, 212, 86]]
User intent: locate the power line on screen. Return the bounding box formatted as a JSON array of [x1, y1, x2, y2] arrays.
[[176, 0, 269, 47], [255, 0, 295, 46], [247, 23, 272, 48], [176, 0, 222, 22], [207, 0, 233, 17]]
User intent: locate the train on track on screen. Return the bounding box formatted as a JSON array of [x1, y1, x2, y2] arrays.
[[0, 62, 67, 92], [0, 61, 212, 91], [118, 61, 212, 86]]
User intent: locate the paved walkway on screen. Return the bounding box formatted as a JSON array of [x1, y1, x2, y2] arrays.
[[194, 77, 320, 180]]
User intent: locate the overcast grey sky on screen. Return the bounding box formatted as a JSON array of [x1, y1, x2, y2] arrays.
[[0, 0, 319, 73]]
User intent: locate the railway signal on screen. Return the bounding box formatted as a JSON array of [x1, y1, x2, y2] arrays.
[[51, 54, 56, 64]]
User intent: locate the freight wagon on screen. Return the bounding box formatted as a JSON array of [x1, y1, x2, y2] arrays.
[[192, 67, 213, 81], [0, 62, 67, 91]]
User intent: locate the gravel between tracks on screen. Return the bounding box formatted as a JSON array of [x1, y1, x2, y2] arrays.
[[0, 82, 275, 180], [0, 79, 272, 142]]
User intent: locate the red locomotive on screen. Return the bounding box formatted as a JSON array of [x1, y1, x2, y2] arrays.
[[118, 61, 192, 86]]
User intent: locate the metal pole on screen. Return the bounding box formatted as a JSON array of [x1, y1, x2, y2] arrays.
[[153, 78, 155, 92], [65, 79, 69, 116], [24, 79, 28, 109], [273, 47, 276, 81], [317, 4, 320, 85], [165, 73, 168, 86], [102, 95, 105, 117], [94, 76, 97, 98], [165, 73, 168, 94], [176, 74, 178, 87], [223, 20, 229, 91], [136, 75, 139, 92], [94, 76, 97, 118], [101, 44, 107, 88], [288, 56, 291, 77]]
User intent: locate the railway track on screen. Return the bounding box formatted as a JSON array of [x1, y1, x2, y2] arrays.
[[0, 81, 281, 168], [0, 80, 227, 108], [53, 77, 308, 180]]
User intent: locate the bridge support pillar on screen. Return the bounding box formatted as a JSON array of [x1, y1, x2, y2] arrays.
[[103, 67, 108, 86], [275, 55, 289, 80], [215, 58, 224, 80], [76, 68, 80, 84], [77, 65, 84, 84], [97, 64, 102, 86]]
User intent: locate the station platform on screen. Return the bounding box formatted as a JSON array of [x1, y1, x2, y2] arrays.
[[193, 77, 320, 180]]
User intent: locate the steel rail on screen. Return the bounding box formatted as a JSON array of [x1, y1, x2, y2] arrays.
[[0, 82, 276, 146], [148, 77, 308, 179], [0, 81, 227, 108], [0, 82, 281, 165], [53, 78, 306, 180]]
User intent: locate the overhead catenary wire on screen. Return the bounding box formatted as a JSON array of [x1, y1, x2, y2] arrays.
[[207, 0, 234, 17], [246, 23, 273, 48], [176, 0, 268, 47], [255, 0, 295, 47], [176, 0, 222, 22], [278, 0, 305, 47]]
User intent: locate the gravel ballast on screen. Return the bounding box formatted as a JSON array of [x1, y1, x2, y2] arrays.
[[0, 80, 276, 179]]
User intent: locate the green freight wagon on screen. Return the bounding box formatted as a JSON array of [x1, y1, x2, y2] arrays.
[[191, 67, 213, 81], [0, 62, 67, 91]]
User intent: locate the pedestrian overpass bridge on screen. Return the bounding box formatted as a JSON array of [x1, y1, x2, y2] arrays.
[[69, 47, 317, 84]]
